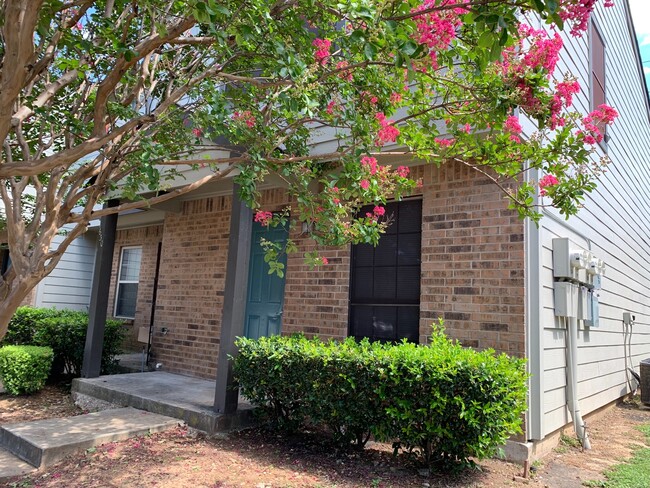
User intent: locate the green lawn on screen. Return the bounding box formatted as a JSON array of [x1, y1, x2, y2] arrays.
[[587, 425, 650, 488]]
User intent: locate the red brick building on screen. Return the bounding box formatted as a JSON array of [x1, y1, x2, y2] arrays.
[[108, 160, 525, 379]]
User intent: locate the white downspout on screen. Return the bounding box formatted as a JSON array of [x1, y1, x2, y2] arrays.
[[565, 315, 591, 449]]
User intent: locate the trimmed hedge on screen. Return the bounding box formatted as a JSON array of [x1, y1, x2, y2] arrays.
[[234, 328, 528, 466], [2, 307, 125, 377], [0, 345, 54, 395]]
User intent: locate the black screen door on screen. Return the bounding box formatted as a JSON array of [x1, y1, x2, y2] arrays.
[[349, 199, 421, 342]]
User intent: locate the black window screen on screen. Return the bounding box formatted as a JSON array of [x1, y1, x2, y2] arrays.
[[349, 199, 421, 343]]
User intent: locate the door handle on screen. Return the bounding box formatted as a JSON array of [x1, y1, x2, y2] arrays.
[[270, 310, 283, 319]]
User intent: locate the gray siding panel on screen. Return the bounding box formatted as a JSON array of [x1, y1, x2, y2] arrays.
[[34, 232, 97, 311]]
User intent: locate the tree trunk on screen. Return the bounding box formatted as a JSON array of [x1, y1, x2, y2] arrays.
[[0, 277, 37, 340]]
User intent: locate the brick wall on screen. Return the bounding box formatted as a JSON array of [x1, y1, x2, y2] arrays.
[[112, 159, 525, 378], [108, 225, 163, 350], [418, 162, 526, 356]]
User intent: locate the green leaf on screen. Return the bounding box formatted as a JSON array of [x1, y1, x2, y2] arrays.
[[364, 42, 377, 60]]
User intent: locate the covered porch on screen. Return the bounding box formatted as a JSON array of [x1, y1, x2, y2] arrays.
[[71, 371, 254, 434]]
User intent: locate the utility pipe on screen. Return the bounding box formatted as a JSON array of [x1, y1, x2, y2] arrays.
[[566, 315, 591, 449]]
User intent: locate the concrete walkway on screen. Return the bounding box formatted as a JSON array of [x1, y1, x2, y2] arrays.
[[0, 407, 179, 480]]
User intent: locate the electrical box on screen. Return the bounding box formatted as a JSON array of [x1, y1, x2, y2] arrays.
[[554, 282, 578, 317], [553, 238, 580, 281], [577, 286, 591, 322], [585, 292, 600, 327]]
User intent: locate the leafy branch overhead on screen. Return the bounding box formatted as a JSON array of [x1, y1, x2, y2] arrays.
[[0, 0, 616, 334]]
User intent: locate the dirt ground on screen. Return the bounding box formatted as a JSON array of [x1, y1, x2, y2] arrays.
[[2, 386, 650, 488]]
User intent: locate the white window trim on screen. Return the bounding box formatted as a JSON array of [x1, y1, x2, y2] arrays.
[[114, 245, 142, 319]]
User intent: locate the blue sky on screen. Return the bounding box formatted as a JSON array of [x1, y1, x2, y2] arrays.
[[629, 0, 650, 93]]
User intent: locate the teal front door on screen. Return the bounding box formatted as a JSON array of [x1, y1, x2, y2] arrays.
[[244, 221, 288, 339]]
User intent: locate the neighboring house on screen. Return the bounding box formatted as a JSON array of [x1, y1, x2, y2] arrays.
[[28, 1, 650, 454]]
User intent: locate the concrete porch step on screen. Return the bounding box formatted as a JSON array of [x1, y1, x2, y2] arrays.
[[0, 447, 36, 480], [0, 407, 180, 469], [72, 372, 255, 434]]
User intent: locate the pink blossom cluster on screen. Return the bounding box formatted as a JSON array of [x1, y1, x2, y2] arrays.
[[549, 79, 581, 129], [326, 99, 340, 115], [375, 112, 400, 145], [365, 205, 386, 219], [320, 256, 329, 265], [396, 166, 410, 177], [390, 92, 403, 104], [313, 38, 332, 65], [254, 211, 273, 226], [361, 156, 379, 175], [336, 61, 353, 81], [539, 174, 559, 196], [578, 104, 619, 144], [559, 0, 615, 36], [435, 137, 453, 147], [500, 25, 563, 78], [232, 110, 256, 128], [411, 0, 468, 69], [504, 115, 522, 135], [504, 115, 523, 143], [192, 127, 203, 137]]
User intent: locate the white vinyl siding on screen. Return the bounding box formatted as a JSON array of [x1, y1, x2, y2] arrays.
[[531, 2, 650, 438]]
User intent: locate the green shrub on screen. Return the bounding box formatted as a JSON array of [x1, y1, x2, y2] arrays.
[[3, 307, 125, 377], [234, 326, 528, 466], [1, 307, 62, 345], [235, 335, 385, 446], [372, 328, 528, 466], [0, 345, 54, 395]]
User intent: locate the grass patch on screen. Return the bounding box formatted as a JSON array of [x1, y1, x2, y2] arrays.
[[584, 424, 650, 488]]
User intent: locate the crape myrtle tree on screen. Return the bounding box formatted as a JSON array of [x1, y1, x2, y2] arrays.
[[0, 0, 617, 337]]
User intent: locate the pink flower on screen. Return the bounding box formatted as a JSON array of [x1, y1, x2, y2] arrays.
[[373, 206, 385, 217], [504, 115, 522, 135], [312, 38, 332, 65], [332, 186, 339, 193], [390, 92, 403, 104], [396, 166, 410, 177], [539, 174, 560, 196], [232, 111, 256, 128], [254, 211, 273, 226], [321, 257, 329, 265], [461, 123, 471, 134], [559, 0, 615, 36], [192, 128, 203, 137], [336, 61, 353, 81], [361, 156, 378, 175], [360, 180, 370, 190], [435, 137, 453, 147], [555, 80, 581, 108], [326, 100, 339, 115], [375, 112, 400, 145]]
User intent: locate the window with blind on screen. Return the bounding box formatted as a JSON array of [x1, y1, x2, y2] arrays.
[[114, 246, 142, 319], [349, 199, 421, 343], [590, 21, 606, 141]]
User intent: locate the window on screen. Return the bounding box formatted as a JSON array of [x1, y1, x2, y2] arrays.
[[1, 248, 10, 275], [349, 199, 422, 343], [115, 246, 142, 319], [590, 21, 607, 139]]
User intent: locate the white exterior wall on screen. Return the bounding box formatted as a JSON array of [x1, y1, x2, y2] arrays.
[[530, 1, 650, 438], [33, 232, 97, 310]]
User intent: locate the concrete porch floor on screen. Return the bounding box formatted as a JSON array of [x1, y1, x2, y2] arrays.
[[71, 371, 255, 434]]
